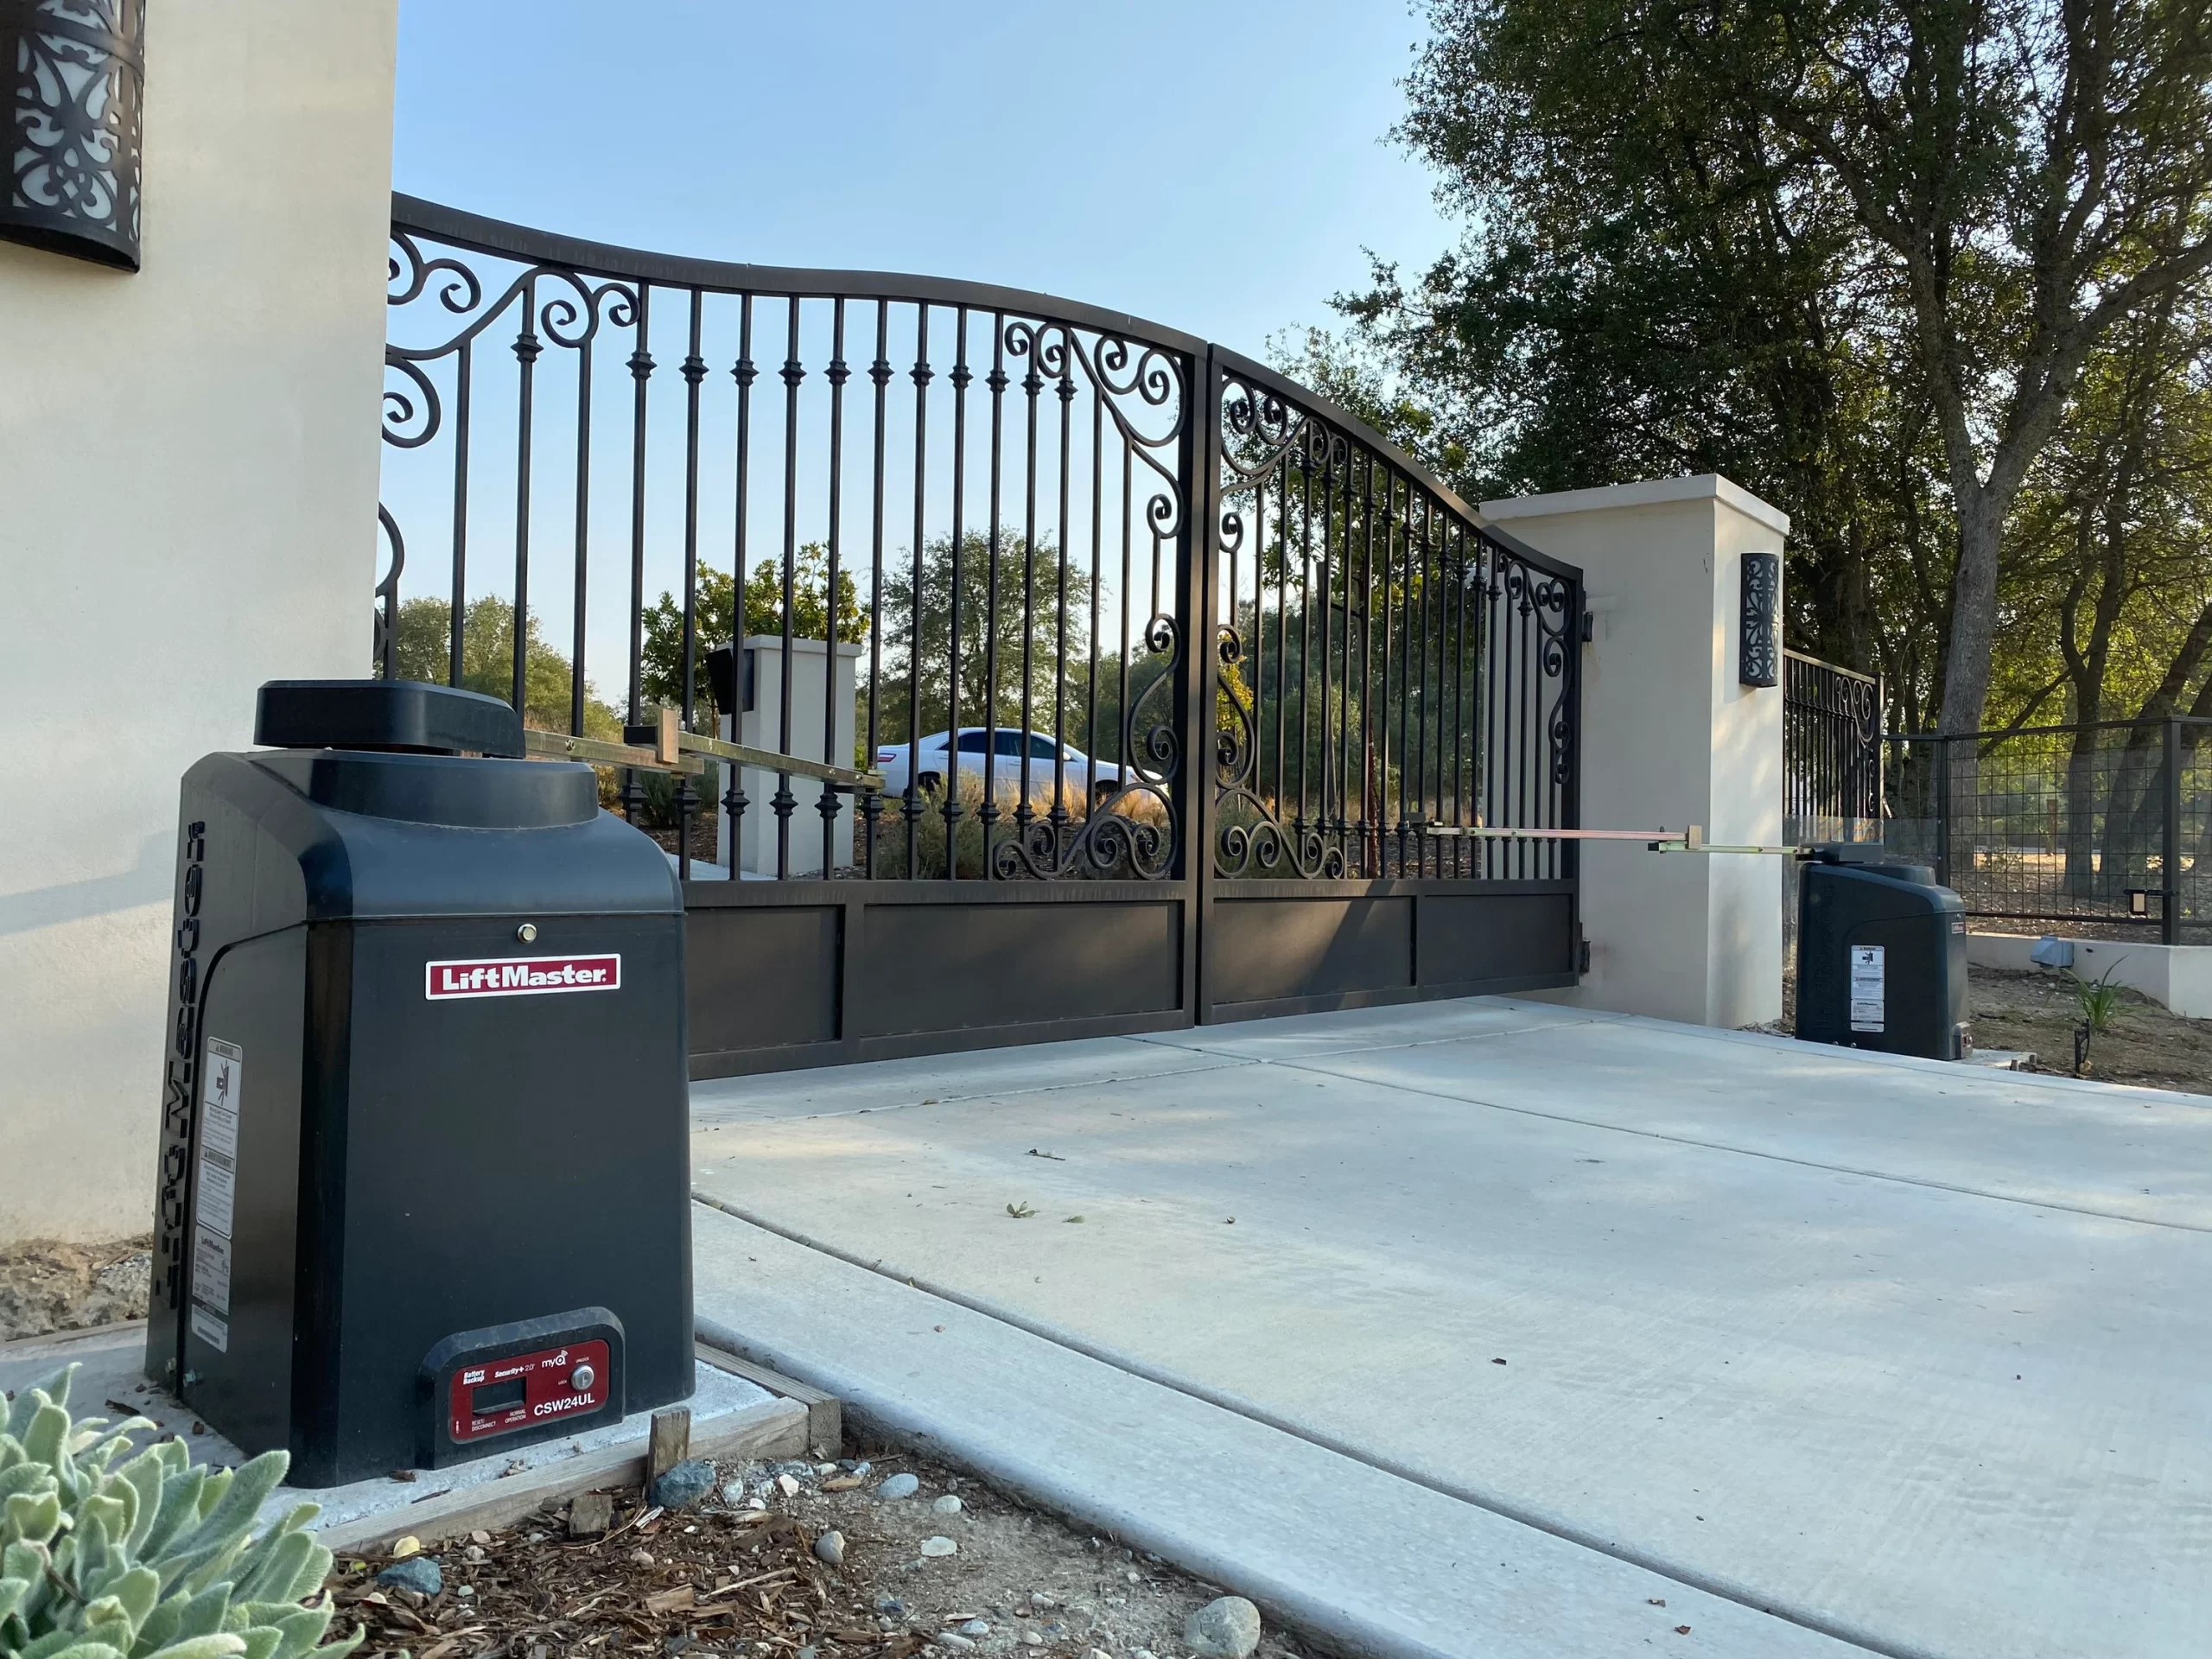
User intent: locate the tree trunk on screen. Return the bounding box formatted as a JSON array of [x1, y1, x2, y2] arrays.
[[1936, 485, 2003, 737]]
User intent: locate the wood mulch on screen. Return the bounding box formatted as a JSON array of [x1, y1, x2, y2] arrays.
[[327, 1449, 1305, 1659], [331, 1490, 913, 1659]]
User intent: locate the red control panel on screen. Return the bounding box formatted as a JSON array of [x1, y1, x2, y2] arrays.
[[448, 1338, 610, 1443]]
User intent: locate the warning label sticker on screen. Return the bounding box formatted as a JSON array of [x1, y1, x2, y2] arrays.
[[193, 1038, 241, 1321], [1849, 945, 1886, 1033]]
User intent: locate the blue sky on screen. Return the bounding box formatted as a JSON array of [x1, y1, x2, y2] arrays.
[[393, 0, 1453, 361]]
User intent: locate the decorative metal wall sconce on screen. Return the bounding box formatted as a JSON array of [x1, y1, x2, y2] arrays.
[[1740, 550, 1780, 687], [2, 0, 143, 270]]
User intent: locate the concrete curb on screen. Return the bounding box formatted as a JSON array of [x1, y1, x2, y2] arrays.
[[691, 1205, 1885, 1659]]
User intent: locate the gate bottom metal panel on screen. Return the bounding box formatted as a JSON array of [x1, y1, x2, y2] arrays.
[[685, 881, 1190, 1080], [1205, 881, 1576, 1021]]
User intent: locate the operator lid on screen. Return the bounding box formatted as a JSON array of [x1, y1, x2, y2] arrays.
[[255, 679, 525, 758]]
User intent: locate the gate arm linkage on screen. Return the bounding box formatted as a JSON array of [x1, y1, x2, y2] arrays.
[[524, 709, 885, 793], [1427, 824, 1809, 856]]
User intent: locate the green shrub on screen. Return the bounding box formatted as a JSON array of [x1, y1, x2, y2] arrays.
[[1, 1366, 359, 1659]]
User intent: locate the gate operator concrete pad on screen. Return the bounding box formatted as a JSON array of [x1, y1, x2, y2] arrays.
[[146, 679, 693, 1486]]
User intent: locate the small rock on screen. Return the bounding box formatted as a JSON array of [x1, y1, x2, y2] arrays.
[[823, 1474, 863, 1491], [1019, 1637, 1044, 1650], [455, 1586, 474, 1600], [721, 1479, 748, 1506], [777, 1473, 803, 1497], [816, 1462, 838, 1475], [878, 1472, 921, 1499], [1087, 1650, 1113, 1659], [569, 1491, 614, 1538], [375, 1557, 442, 1598], [652, 1459, 716, 1510], [1185, 1596, 1262, 1659], [1132, 1650, 1158, 1659], [814, 1529, 847, 1567], [525, 1530, 547, 1545], [935, 1637, 974, 1653], [919, 1535, 958, 1558], [462, 1544, 486, 1563], [630, 1548, 655, 1567], [959, 1620, 990, 1637], [874, 1595, 908, 1617], [388, 1535, 422, 1560], [932, 1494, 964, 1515], [1028, 1593, 1056, 1611], [747, 1497, 767, 1511]]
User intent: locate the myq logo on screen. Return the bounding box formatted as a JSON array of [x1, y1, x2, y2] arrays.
[[425, 954, 621, 1000]]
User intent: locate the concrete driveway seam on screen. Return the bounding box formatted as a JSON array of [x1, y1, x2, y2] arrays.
[[1509, 999, 2212, 1106], [691, 1050, 1245, 1125], [691, 1192, 1936, 1659], [1265, 1052, 2212, 1236]]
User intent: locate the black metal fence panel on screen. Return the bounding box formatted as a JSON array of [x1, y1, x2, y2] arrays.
[[1882, 720, 2209, 943], [1783, 649, 1881, 840]]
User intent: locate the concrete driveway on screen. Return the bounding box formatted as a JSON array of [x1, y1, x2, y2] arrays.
[[687, 997, 2211, 1659]]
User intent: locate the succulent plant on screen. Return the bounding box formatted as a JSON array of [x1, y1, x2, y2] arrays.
[[1, 1365, 361, 1659]]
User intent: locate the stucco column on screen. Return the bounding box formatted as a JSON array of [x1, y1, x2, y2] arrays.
[[0, 3, 400, 1241], [1482, 476, 1788, 1028]]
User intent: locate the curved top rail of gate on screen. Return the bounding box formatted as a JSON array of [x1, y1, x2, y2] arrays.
[[378, 194, 1581, 887]]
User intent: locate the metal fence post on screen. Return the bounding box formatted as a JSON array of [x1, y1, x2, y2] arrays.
[[1935, 735, 1952, 891], [1181, 345, 1222, 1024], [2164, 718, 2183, 946]]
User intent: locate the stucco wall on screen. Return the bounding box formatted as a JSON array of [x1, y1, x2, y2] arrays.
[[0, 3, 398, 1242], [1483, 475, 1789, 1028]]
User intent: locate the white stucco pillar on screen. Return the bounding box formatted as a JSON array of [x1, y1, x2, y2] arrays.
[[0, 3, 400, 1242], [1482, 475, 1788, 1028]]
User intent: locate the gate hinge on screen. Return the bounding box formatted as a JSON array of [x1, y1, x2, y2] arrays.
[[1577, 935, 1592, 976], [1580, 610, 1595, 644]]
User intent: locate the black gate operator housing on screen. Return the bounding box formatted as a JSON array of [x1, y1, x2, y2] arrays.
[[1796, 845, 1971, 1061], [146, 679, 693, 1486]]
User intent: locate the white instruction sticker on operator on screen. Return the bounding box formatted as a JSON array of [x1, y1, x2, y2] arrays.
[[191, 1226, 232, 1315], [1849, 945, 1886, 1033], [189, 1306, 228, 1353], [194, 1038, 241, 1306]]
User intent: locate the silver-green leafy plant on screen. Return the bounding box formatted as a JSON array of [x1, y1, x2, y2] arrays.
[[1, 1364, 361, 1659]]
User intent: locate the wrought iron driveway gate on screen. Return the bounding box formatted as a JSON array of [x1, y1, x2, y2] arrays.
[[378, 197, 1584, 1077]]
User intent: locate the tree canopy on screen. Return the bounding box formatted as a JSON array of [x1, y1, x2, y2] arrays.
[[1319, 0, 2212, 736]]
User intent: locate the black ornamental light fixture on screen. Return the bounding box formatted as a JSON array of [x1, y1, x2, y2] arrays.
[[2, 0, 143, 270], [1740, 550, 1779, 688]]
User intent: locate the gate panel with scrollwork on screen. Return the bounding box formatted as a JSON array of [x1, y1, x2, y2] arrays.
[[377, 200, 1581, 1073], [1196, 352, 1582, 1018]]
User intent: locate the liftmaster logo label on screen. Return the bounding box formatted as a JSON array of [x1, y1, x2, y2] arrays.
[[426, 954, 621, 1000]]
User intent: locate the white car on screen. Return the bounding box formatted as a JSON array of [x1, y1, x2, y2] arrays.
[[876, 728, 1127, 804]]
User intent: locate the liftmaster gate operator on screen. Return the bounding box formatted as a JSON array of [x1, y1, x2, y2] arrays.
[[146, 680, 693, 1485]]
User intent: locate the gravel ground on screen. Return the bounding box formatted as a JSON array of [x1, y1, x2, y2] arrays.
[[331, 1447, 1302, 1659], [0, 1236, 150, 1342]]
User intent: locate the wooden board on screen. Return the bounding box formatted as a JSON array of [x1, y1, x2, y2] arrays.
[[695, 1340, 842, 1457], [316, 1396, 808, 1554]]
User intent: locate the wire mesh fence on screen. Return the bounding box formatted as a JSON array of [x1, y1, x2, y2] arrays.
[[1882, 719, 2209, 943]]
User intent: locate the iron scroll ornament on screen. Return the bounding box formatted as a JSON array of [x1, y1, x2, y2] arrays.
[[1741, 550, 1780, 688], [1, 0, 143, 270]]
